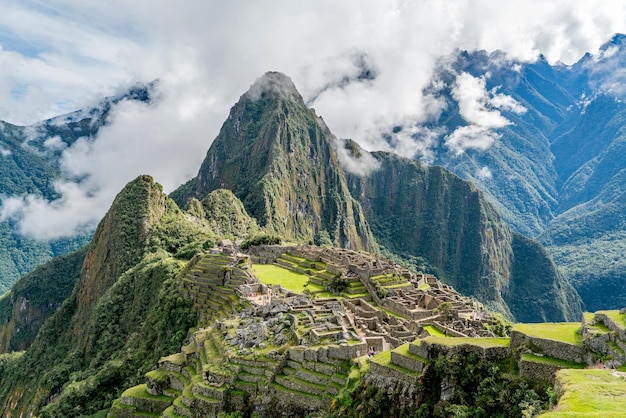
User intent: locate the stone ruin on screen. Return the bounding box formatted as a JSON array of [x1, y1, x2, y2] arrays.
[[245, 244, 498, 348]]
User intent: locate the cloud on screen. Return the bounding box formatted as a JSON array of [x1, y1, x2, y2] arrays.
[[476, 166, 493, 180], [452, 72, 525, 128], [445, 125, 500, 156], [445, 72, 525, 155], [332, 137, 381, 177], [0, 0, 626, 240]]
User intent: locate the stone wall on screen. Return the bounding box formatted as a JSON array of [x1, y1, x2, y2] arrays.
[[510, 331, 589, 364], [595, 312, 626, 341], [518, 357, 565, 383], [422, 340, 511, 362]]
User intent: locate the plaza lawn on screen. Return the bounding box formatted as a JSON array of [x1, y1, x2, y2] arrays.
[[252, 264, 311, 294], [512, 322, 583, 346]]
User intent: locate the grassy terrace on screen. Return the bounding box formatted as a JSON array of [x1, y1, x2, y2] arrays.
[[540, 369, 626, 417], [423, 325, 447, 337], [370, 349, 422, 376], [521, 353, 585, 369], [121, 384, 173, 402], [513, 323, 583, 346], [424, 336, 510, 348], [597, 310, 626, 330]]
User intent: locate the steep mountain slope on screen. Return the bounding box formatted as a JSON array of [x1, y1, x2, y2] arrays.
[[171, 72, 376, 251], [0, 71, 593, 416], [0, 175, 208, 417], [185, 189, 261, 239], [170, 72, 579, 321], [0, 86, 152, 294], [0, 247, 87, 352], [346, 146, 581, 321]]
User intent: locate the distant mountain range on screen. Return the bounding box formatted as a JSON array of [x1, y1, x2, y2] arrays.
[[410, 34, 626, 311]]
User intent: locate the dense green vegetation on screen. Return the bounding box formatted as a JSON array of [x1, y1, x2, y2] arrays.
[[0, 176, 200, 416], [330, 345, 551, 418], [0, 247, 87, 352]]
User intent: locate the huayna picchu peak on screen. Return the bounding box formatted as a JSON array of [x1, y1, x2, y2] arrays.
[[1, 70, 624, 417], [171, 71, 377, 252]]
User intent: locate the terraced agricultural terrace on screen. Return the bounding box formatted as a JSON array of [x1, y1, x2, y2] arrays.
[[108, 245, 626, 417]]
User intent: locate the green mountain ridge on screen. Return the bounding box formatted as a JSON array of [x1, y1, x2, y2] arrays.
[[0, 175, 205, 416], [420, 43, 626, 311], [0, 86, 152, 294]]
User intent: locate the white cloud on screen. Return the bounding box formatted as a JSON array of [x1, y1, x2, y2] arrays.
[[446, 72, 526, 155], [445, 125, 500, 156], [476, 166, 493, 180], [452, 72, 525, 129], [0, 0, 625, 240]]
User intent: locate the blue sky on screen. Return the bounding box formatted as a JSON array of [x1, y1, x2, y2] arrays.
[[1, 0, 626, 240]]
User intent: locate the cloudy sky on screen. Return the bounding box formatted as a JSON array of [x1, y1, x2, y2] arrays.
[[1, 0, 626, 240]]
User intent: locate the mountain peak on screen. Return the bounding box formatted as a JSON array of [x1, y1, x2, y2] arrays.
[[244, 71, 303, 103], [600, 33, 626, 51]]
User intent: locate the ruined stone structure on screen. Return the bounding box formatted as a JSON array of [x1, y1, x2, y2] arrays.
[[247, 244, 496, 342], [119, 245, 623, 417]]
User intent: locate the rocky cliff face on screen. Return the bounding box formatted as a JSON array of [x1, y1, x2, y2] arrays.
[[171, 72, 376, 251], [345, 145, 581, 321]]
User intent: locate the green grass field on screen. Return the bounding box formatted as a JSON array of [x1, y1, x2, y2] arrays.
[[253, 264, 310, 293], [252, 263, 337, 297], [539, 369, 626, 417], [513, 323, 583, 346]]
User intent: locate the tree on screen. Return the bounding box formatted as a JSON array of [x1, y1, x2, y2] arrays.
[[313, 230, 333, 247], [434, 302, 454, 320]]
